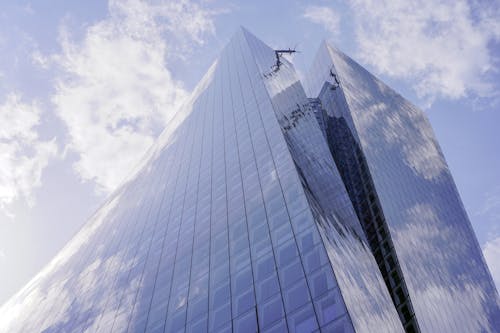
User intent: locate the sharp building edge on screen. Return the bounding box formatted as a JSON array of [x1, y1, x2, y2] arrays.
[[305, 41, 500, 332], [0, 28, 498, 333]]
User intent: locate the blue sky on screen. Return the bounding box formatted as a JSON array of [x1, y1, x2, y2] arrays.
[[0, 0, 499, 305]]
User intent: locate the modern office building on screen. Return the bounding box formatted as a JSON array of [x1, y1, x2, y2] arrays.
[[0, 28, 498, 333]]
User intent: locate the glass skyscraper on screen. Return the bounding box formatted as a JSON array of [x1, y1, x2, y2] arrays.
[[0, 28, 498, 333]]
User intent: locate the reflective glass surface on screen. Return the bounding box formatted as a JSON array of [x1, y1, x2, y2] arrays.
[[242, 30, 403, 333], [1, 29, 496, 333], [0, 29, 396, 333], [305, 42, 500, 332]]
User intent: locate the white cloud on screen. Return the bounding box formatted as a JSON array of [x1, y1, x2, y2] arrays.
[[303, 5, 340, 36], [31, 49, 49, 69], [52, 0, 220, 193], [348, 0, 500, 103], [0, 93, 57, 217], [483, 236, 500, 291]]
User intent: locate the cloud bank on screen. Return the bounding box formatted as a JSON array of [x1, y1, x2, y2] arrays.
[[53, 0, 219, 193], [304, 0, 500, 104], [0, 94, 57, 217], [303, 6, 341, 37]]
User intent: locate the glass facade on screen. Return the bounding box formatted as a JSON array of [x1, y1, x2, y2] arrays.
[[0, 28, 498, 333], [305, 42, 500, 333]]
